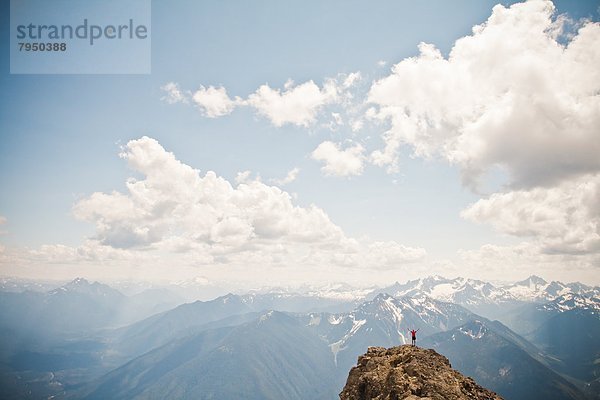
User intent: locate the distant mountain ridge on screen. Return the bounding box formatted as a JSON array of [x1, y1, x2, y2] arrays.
[[503, 275, 598, 303], [370, 274, 598, 306], [369, 276, 516, 309], [79, 311, 338, 400], [0, 277, 183, 343]]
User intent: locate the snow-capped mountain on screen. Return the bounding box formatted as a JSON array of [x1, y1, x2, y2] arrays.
[[369, 275, 599, 310], [539, 292, 600, 313], [302, 292, 476, 386], [502, 275, 557, 302], [501, 275, 599, 303], [369, 275, 517, 307], [50, 277, 126, 299]]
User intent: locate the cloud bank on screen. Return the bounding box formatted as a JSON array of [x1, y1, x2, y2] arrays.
[[369, 1, 600, 190], [67, 137, 425, 274]]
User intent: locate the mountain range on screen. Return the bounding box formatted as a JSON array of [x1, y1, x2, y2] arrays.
[[0, 275, 597, 400]]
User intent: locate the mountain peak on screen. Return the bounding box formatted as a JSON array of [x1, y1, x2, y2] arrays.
[[67, 277, 91, 286], [217, 293, 239, 303], [340, 345, 503, 400], [428, 274, 448, 281], [55, 277, 124, 299], [517, 275, 547, 286], [372, 292, 394, 301]]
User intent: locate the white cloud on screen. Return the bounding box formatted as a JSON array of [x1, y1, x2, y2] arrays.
[[192, 85, 238, 118], [165, 72, 362, 129], [66, 137, 424, 274], [246, 79, 338, 127], [311, 141, 366, 177], [74, 136, 345, 250], [161, 82, 188, 104], [361, 0, 600, 264], [271, 167, 300, 186], [367, 0, 600, 190], [462, 173, 600, 255]]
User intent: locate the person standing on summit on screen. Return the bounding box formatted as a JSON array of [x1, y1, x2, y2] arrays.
[[409, 328, 419, 346]]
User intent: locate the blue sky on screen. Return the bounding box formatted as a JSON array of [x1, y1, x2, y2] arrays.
[[1, 0, 599, 287]]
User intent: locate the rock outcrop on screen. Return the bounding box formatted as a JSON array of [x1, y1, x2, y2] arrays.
[[339, 345, 503, 400]]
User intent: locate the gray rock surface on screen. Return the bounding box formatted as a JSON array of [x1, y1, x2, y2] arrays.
[[339, 345, 503, 400]]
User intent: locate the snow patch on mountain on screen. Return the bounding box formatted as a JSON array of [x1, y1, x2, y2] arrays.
[[258, 310, 274, 323], [329, 316, 367, 366], [459, 321, 487, 340], [540, 293, 600, 312], [370, 276, 517, 307], [502, 275, 599, 303], [309, 314, 321, 326], [369, 275, 599, 311]]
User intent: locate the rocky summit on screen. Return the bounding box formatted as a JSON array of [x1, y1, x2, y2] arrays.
[[339, 345, 503, 400]]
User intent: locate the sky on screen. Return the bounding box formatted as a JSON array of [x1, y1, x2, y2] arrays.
[[0, 0, 599, 288]]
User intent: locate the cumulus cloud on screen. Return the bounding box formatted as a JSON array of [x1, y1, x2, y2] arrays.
[[164, 72, 363, 129], [73, 136, 341, 250], [462, 173, 600, 255], [246, 79, 339, 127], [367, 0, 600, 190], [69, 137, 424, 271], [192, 85, 239, 118], [311, 141, 366, 177], [360, 0, 600, 264]]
